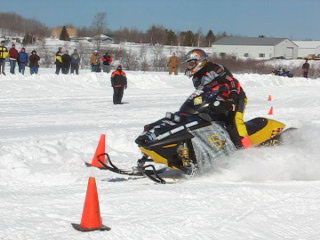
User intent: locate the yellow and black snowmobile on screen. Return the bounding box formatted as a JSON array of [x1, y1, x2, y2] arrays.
[[100, 90, 293, 184]]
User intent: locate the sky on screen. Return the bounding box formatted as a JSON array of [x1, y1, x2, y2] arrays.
[[1, 0, 319, 40]]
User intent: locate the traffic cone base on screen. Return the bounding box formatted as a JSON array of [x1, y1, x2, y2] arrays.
[[86, 134, 106, 168], [268, 106, 274, 115], [71, 223, 111, 232], [72, 177, 110, 232]]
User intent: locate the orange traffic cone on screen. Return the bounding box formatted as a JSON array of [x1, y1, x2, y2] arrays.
[[72, 177, 111, 232], [86, 134, 106, 168], [268, 95, 272, 101], [268, 106, 274, 115]]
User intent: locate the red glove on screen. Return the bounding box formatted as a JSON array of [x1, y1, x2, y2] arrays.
[[241, 136, 252, 148]]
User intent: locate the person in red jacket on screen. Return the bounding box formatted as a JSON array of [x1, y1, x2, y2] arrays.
[[9, 43, 19, 74], [111, 65, 127, 104], [101, 53, 113, 73], [185, 49, 251, 149]]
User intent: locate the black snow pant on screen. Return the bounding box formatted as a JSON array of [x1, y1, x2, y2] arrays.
[[71, 64, 79, 75], [55, 63, 63, 75], [113, 87, 124, 104], [0, 59, 5, 74]]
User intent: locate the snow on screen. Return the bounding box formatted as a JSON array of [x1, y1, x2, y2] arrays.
[[1, 69, 320, 239]]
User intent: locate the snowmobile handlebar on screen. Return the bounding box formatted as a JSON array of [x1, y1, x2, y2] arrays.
[[178, 89, 234, 117]]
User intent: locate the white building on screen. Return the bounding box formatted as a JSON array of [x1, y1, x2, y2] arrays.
[[212, 36, 298, 59], [293, 41, 320, 58]]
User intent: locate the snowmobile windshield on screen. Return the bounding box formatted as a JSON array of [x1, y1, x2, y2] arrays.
[[179, 90, 210, 115]]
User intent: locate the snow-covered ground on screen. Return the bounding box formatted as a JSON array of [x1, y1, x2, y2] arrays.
[[1, 70, 320, 240]]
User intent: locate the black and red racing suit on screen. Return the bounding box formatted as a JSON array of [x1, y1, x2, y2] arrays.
[[192, 61, 249, 148]]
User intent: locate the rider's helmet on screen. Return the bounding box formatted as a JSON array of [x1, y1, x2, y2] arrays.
[[185, 49, 208, 77]]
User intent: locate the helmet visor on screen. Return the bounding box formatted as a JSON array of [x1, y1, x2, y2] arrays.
[[186, 60, 197, 70]]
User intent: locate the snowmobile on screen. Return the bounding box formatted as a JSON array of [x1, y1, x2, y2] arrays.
[[273, 68, 293, 78], [99, 89, 290, 184]]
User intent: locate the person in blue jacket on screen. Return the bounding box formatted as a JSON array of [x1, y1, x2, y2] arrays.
[[18, 48, 28, 75]]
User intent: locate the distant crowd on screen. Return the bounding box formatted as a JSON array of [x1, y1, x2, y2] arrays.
[[0, 41, 40, 75], [54, 47, 113, 75], [0, 40, 114, 75]]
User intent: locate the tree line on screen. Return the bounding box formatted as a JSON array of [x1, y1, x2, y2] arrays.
[[0, 12, 49, 38], [1, 12, 228, 47]]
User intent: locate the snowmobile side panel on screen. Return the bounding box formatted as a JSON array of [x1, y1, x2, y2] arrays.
[[248, 118, 285, 146], [191, 122, 236, 171], [139, 147, 180, 170]]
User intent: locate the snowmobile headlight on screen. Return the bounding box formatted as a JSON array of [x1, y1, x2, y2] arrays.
[[174, 114, 181, 122], [166, 112, 173, 119]]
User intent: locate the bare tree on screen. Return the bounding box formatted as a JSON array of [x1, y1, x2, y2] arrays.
[[152, 44, 166, 71], [139, 44, 149, 71], [91, 12, 107, 50], [146, 25, 167, 45], [120, 48, 139, 70], [39, 39, 52, 67], [0, 13, 49, 38]]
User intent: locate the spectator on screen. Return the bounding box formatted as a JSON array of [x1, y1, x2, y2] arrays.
[[9, 43, 19, 74], [90, 50, 101, 72], [0, 40, 9, 75], [70, 49, 80, 75], [111, 65, 127, 104], [29, 50, 40, 75], [55, 47, 63, 74], [302, 59, 310, 78], [101, 53, 113, 73], [18, 47, 28, 75], [62, 50, 71, 74], [167, 52, 180, 75]]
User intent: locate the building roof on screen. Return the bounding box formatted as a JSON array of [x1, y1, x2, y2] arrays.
[[213, 36, 288, 46], [293, 41, 320, 49]]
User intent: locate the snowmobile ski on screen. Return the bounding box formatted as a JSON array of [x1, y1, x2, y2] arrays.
[[97, 153, 167, 184]]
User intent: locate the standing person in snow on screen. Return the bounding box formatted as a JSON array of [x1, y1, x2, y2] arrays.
[[55, 47, 63, 74], [90, 50, 101, 72], [101, 53, 113, 73], [62, 50, 71, 74], [302, 59, 310, 78], [184, 49, 251, 149], [18, 47, 28, 75], [167, 52, 180, 75], [70, 49, 80, 75], [111, 65, 127, 104], [0, 40, 9, 75], [29, 50, 40, 75], [9, 43, 19, 74]]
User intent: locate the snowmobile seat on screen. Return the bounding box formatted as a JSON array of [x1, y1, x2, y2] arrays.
[[245, 117, 268, 136]]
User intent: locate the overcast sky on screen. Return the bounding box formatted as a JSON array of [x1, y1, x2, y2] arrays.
[[1, 0, 319, 40]]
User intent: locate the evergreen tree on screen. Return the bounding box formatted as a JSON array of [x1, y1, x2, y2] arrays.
[[205, 30, 216, 47], [59, 26, 70, 41], [166, 29, 177, 45]]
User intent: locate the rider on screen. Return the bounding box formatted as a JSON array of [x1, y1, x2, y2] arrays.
[[184, 49, 251, 149]]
